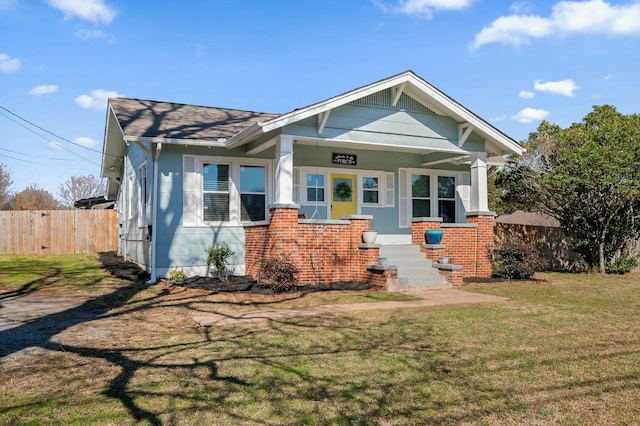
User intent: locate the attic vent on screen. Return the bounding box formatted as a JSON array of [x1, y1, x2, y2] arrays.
[[351, 89, 436, 115]]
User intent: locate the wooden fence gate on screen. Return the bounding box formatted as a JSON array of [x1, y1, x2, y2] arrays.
[[0, 210, 117, 255]]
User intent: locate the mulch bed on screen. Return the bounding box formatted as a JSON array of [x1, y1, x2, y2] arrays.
[[98, 251, 375, 295], [179, 276, 376, 295]]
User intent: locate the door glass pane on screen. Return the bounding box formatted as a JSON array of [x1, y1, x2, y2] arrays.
[[333, 178, 352, 201], [240, 166, 265, 192], [412, 175, 430, 197]]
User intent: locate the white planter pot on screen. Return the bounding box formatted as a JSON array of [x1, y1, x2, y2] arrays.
[[362, 230, 378, 244]]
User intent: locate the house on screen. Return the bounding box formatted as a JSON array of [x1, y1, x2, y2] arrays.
[[101, 70, 524, 288]]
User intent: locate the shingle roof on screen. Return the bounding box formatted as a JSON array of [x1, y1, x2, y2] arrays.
[[109, 98, 281, 141], [495, 210, 560, 227]]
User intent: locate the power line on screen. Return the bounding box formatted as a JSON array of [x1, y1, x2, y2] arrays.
[[0, 110, 100, 166], [0, 105, 104, 155], [0, 152, 40, 165]]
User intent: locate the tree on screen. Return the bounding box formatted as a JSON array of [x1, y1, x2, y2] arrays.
[[0, 163, 13, 209], [497, 105, 640, 273], [13, 184, 59, 210], [57, 174, 106, 208]]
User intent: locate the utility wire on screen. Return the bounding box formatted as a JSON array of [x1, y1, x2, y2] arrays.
[[0, 105, 105, 155], [0, 109, 100, 166]]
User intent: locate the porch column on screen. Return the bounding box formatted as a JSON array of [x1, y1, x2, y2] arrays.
[[274, 135, 294, 205], [469, 152, 490, 213]]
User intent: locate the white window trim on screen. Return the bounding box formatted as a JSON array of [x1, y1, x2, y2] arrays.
[[400, 167, 466, 226], [138, 162, 148, 227], [185, 155, 272, 227], [298, 166, 389, 211]]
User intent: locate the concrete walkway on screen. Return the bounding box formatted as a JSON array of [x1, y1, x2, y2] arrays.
[[191, 289, 510, 327]]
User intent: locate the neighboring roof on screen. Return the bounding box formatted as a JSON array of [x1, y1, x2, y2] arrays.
[[109, 98, 280, 141], [74, 196, 115, 209], [495, 210, 560, 227]]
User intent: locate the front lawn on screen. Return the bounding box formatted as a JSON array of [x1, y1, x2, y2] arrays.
[[1, 254, 639, 424]]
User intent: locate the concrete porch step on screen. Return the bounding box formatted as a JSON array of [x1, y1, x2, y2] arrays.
[[379, 244, 450, 289]]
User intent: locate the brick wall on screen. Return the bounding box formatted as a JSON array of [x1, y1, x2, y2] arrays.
[[245, 207, 384, 286], [412, 214, 495, 280]]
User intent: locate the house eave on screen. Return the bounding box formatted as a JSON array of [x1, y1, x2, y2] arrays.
[[223, 70, 524, 156]]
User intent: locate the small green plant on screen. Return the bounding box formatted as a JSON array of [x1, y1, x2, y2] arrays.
[[167, 268, 187, 285], [258, 255, 299, 293], [606, 254, 637, 274], [206, 243, 235, 281], [491, 237, 547, 280]]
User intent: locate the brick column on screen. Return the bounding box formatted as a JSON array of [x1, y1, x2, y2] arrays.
[[466, 213, 495, 278]]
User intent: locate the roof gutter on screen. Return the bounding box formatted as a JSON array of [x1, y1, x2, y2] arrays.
[[225, 122, 264, 149], [146, 142, 162, 285]]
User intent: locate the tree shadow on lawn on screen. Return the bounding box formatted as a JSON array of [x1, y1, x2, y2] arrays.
[[0, 252, 376, 424]]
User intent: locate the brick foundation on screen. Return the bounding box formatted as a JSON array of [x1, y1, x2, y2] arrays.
[[245, 207, 388, 288], [412, 213, 495, 283]]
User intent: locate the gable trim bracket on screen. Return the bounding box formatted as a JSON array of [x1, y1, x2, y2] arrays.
[[458, 123, 474, 147], [317, 110, 331, 135], [391, 83, 406, 106]]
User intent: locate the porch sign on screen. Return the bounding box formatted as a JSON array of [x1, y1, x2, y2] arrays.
[[332, 153, 357, 166]]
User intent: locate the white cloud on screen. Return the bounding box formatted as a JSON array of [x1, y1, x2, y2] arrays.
[[489, 115, 506, 122], [0, 53, 20, 73], [29, 84, 59, 95], [49, 141, 64, 150], [510, 1, 533, 14], [519, 90, 535, 99], [73, 137, 98, 148], [47, 0, 117, 25], [75, 89, 124, 110], [534, 79, 579, 96], [472, 0, 640, 48], [512, 107, 549, 123], [603, 73, 615, 80], [375, 0, 475, 19]]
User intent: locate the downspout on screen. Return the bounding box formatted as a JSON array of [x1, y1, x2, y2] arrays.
[[146, 143, 162, 285]]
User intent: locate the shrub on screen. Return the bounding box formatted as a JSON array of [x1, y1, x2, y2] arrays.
[[491, 237, 547, 280], [206, 243, 235, 281], [258, 255, 299, 293], [606, 254, 637, 274], [167, 268, 187, 285]]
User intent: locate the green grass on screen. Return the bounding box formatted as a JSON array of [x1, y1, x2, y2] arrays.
[[1, 255, 640, 424]]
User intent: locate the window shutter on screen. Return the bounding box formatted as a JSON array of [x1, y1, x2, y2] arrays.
[[384, 172, 394, 207], [292, 167, 300, 203], [183, 155, 197, 226], [398, 169, 408, 228]]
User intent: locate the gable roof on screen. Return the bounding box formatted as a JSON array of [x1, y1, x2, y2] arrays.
[[226, 70, 524, 157], [109, 98, 279, 142]]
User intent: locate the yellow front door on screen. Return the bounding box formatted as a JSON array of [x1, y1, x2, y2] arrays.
[[331, 174, 357, 219]]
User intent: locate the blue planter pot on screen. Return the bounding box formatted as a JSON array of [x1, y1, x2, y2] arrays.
[[425, 230, 443, 244]]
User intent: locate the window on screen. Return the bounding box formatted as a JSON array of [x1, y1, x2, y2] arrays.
[[306, 173, 325, 202], [438, 176, 456, 223], [240, 165, 266, 222], [203, 163, 230, 222], [138, 163, 148, 225], [184, 156, 271, 226], [362, 176, 379, 204], [411, 174, 430, 217]]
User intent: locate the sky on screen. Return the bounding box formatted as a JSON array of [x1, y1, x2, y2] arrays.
[[1, 0, 639, 198]]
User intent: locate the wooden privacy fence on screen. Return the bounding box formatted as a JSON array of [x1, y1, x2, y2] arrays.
[[0, 210, 117, 255]]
